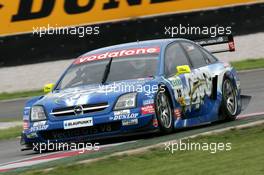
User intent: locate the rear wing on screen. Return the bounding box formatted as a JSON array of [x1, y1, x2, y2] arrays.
[[195, 35, 235, 54]]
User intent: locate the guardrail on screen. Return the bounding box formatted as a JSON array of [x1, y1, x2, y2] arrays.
[[0, 2, 263, 67]]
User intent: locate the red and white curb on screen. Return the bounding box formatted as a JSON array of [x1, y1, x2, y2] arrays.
[[0, 112, 263, 173], [237, 111, 264, 119], [0, 142, 134, 173]]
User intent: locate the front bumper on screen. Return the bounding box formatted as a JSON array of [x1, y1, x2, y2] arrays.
[[21, 110, 158, 150]]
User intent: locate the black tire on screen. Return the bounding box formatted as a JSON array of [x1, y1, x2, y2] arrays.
[[220, 78, 238, 121], [155, 89, 174, 133]]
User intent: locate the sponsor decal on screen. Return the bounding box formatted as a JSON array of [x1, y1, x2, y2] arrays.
[[64, 117, 93, 130], [146, 93, 155, 99], [122, 118, 138, 126], [23, 120, 29, 130], [170, 77, 182, 88], [143, 99, 154, 106], [169, 69, 212, 112], [30, 121, 48, 132], [74, 47, 160, 64], [53, 88, 105, 106], [23, 107, 30, 121], [174, 109, 182, 118], [152, 118, 159, 127], [114, 109, 130, 116], [111, 110, 139, 120], [177, 96, 186, 112], [141, 104, 155, 115], [26, 132, 38, 139], [1, 0, 258, 36], [185, 70, 212, 111]]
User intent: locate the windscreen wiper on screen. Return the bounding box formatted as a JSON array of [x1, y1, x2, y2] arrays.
[[101, 57, 113, 84]]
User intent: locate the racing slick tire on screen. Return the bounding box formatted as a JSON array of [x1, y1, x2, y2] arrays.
[[155, 89, 174, 133], [220, 78, 238, 121]]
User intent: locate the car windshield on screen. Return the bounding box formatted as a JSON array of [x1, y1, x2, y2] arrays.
[[56, 54, 159, 90]]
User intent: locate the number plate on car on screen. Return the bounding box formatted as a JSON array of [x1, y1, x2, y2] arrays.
[[122, 118, 138, 126], [64, 117, 93, 130]]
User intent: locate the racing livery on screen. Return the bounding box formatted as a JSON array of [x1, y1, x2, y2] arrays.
[[21, 36, 241, 150]]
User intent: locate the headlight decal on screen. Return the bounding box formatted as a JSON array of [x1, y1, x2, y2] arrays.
[[30, 106, 47, 121], [114, 93, 137, 110]]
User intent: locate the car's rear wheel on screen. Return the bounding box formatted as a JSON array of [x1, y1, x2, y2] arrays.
[[155, 90, 174, 133], [220, 78, 238, 121]]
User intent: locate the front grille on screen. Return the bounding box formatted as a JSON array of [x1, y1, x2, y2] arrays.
[[51, 102, 109, 117], [40, 122, 121, 140]]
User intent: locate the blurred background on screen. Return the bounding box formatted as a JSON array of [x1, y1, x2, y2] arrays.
[[0, 0, 264, 93]]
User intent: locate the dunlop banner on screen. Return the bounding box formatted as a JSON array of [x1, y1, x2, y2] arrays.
[[0, 0, 262, 36]]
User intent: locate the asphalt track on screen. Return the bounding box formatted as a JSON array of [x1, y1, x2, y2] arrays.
[[0, 69, 263, 173]]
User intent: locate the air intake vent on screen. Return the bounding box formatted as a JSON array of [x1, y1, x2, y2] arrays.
[[51, 102, 109, 117]]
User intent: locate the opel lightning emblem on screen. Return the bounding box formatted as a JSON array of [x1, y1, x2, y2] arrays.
[[73, 105, 83, 115]]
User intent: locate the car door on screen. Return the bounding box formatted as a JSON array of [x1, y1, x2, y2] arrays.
[[180, 41, 214, 118], [164, 42, 195, 119]]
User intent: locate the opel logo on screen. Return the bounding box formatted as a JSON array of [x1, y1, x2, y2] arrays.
[[73, 105, 83, 115]]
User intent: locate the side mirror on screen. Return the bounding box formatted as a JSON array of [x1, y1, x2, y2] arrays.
[[43, 83, 55, 93], [176, 65, 191, 75]]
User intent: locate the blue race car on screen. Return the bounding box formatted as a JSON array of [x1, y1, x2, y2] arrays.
[[21, 36, 241, 150]]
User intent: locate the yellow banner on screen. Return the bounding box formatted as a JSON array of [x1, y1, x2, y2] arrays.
[[0, 0, 262, 36]]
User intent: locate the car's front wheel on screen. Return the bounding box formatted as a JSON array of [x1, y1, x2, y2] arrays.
[[220, 78, 238, 121], [155, 90, 174, 133]]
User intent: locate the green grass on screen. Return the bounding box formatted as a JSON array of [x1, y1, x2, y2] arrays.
[[19, 124, 264, 175], [0, 90, 43, 101], [0, 126, 22, 141], [231, 58, 264, 71], [0, 118, 20, 122]]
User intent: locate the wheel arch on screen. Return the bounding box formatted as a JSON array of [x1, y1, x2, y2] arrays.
[[218, 69, 239, 95], [220, 69, 242, 117], [157, 83, 178, 109]]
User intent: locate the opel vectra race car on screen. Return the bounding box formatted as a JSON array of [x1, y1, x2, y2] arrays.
[[21, 36, 241, 150]]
